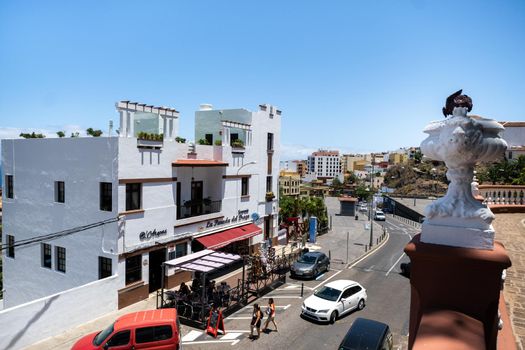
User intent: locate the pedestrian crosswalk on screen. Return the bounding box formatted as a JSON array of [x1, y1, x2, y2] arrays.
[[181, 329, 247, 345]]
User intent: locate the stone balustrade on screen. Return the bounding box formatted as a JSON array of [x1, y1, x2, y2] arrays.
[[478, 185, 525, 205]]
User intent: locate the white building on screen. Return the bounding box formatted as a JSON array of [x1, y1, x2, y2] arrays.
[[500, 121, 525, 160], [1, 101, 281, 309], [307, 150, 341, 180]]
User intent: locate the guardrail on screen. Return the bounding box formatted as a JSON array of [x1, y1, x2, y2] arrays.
[[391, 214, 423, 230]]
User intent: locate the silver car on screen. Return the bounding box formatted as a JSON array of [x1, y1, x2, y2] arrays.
[[290, 251, 330, 279]]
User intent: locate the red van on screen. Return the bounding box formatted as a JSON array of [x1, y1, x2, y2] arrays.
[[71, 309, 181, 350]]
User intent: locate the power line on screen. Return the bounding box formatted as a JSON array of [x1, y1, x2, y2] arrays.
[[1, 217, 120, 251]]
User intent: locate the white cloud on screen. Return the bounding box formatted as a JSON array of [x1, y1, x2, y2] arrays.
[[280, 144, 317, 161]]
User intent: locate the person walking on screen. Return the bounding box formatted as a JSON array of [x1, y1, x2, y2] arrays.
[[249, 303, 262, 339], [263, 298, 278, 332]]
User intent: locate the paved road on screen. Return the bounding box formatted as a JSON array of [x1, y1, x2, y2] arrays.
[[29, 198, 419, 350], [181, 216, 419, 350]]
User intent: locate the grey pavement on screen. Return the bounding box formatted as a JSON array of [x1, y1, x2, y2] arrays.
[[395, 197, 435, 216], [26, 196, 382, 350]]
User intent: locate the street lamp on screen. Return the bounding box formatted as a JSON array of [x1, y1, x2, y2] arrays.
[[366, 187, 374, 247]]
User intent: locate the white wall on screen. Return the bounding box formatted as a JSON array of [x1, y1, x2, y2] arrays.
[[1, 137, 119, 307], [501, 125, 525, 147], [0, 275, 118, 350]]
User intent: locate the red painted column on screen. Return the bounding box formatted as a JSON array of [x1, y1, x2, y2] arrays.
[[405, 234, 511, 350]]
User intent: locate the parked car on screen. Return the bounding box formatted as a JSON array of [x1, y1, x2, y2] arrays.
[[373, 210, 386, 221], [400, 262, 411, 277], [71, 309, 181, 350], [338, 318, 393, 350], [290, 251, 330, 279], [301, 279, 367, 324]]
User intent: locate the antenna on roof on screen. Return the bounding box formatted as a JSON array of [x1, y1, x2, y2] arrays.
[[109, 120, 113, 137]]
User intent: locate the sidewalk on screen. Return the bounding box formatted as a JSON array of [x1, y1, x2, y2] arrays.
[[26, 197, 378, 350]]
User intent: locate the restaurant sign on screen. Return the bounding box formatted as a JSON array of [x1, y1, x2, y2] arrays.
[[206, 209, 251, 228], [139, 228, 168, 241]]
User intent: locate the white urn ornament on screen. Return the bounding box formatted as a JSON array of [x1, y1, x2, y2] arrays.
[[420, 90, 508, 249]]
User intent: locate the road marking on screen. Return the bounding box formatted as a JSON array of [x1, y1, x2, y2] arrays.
[[221, 333, 242, 340], [220, 330, 251, 333], [386, 221, 403, 230], [182, 340, 239, 345], [312, 269, 342, 290], [363, 265, 375, 272], [260, 295, 303, 299], [182, 330, 202, 342], [243, 304, 291, 309], [386, 253, 406, 276], [315, 273, 325, 280], [228, 316, 252, 320], [348, 233, 390, 269]]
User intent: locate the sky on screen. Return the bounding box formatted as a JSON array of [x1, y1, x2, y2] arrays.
[[1, 0, 524, 160]]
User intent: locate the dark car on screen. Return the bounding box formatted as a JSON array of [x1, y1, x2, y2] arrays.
[[338, 318, 393, 350], [400, 262, 411, 277], [290, 251, 330, 279]]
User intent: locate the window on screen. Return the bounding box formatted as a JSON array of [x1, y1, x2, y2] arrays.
[[6, 234, 15, 258], [241, 177, 249, 196], [230, 133, 239, 145], [100, 182, 112, 211], [266, 176, 272, 193], [41, 243, 52, 268], [55, 181, 65, 203], [267, 133, 274, 151], [126, 183, 142, 211], [107, 330, 131, 347], [136, 325, 173, 343], [205, 133, 213, 145], [168, 243, 187, 260], [99, 256, 112, 279], [56, 246, 66, 272], [6, 175, 13, 198], [341, 288, 353, 299], [125, 255, 142, 285]]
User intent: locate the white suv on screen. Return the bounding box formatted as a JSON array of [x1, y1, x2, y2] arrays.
[[374, 210, 386, 221], [301, 280, 367, 324]]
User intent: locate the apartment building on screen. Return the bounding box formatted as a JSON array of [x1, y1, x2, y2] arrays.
[[307, 150, 341, 179], [279, 170, 301, 197], [1, 101, 281, 308]]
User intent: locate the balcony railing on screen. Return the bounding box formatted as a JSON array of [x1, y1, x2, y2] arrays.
[[478, 185, 525, 205], [177, 200, 222, 219]]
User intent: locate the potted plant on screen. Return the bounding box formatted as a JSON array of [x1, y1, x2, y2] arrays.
[[231, 139, 244, 148]]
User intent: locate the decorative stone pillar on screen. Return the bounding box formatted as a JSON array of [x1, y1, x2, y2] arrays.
[[420, 106, 507, 249], [406, 91, 511, 350]]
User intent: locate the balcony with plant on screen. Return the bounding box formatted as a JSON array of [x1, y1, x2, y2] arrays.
[[265, 191, 275, 202]]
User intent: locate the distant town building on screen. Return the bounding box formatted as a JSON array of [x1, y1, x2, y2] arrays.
[[1, 101, 281, 309], [294, 160, 307, 177], [307, 150, 341, 179], [500, 121, 525, 160], [279, 170, 301, 197], [341, 154, 366, 173]]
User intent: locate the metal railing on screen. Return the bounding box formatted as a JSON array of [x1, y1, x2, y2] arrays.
[[177, 200, 222, 219]]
